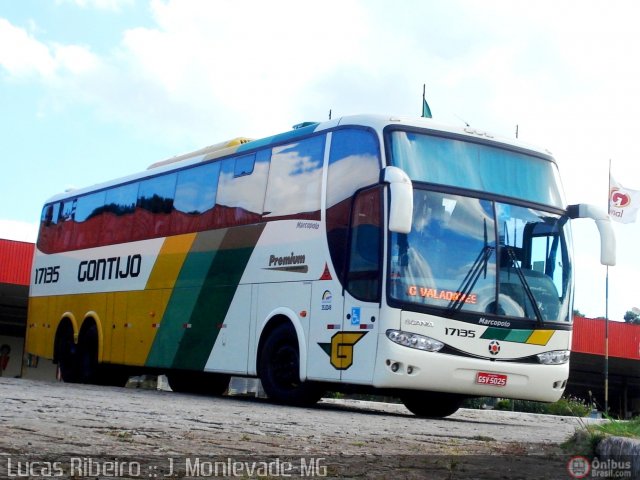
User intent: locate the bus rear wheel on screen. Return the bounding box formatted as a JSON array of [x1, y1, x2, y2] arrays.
[[258, 323, 323, 407], [400, 391, 464, 418], [55, 326, 81, 383]]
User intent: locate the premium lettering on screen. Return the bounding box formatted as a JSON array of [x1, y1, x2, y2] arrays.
[[268, 252, 306, 267]]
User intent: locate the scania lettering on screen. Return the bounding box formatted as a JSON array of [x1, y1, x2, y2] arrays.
[[26, 114, 615, 417]]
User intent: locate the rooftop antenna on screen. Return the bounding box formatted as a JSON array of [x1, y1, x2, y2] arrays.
[[454, 114, 470, 127], [329, 109, 332, 120], [515, 124, 519, 139]]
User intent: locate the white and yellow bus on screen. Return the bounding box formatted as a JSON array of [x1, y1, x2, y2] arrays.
[[25, 115, 615, 417]]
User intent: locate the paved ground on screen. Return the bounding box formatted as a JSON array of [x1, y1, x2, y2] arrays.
[[0, 377, 596, 479]]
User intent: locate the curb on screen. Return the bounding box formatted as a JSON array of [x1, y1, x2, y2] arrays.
[[595, 436, 640, 477]]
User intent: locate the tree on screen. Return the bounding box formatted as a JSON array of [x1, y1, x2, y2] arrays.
[[623, 310, 640, 324]]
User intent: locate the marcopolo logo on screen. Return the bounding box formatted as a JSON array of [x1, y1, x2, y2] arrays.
[[488, 340, 501, 356]]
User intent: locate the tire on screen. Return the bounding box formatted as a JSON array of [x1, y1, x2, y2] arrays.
[[401, 391, 464, 418], [258, 323, 323, 407], [56, 327, 81, 383], [76, 324, 100, 384], [167, 371, 230, 396]]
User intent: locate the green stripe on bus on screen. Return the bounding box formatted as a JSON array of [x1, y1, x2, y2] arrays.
[[171, 224, 265, 371], [481, 327, 510, 341], [145, 230, 226, 367], [481, 328, 535, 343], [504, 329, 533, 343]]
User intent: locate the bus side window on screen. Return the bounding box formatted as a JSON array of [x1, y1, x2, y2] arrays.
[[326, 128, 380, 283], [103, 183, 138, 245], [37, 203, 60, 253], [216, 152, 267, 227], [55, 199, 76, 252], [173, 161, 221, 234], [134, 173, 177, 240], [263, 135, 324, 221], [346, 187, 382, 302], [74, 191, 106, 250]]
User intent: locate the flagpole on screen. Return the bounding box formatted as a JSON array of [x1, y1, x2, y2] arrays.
[[605, 159, 611, 414]]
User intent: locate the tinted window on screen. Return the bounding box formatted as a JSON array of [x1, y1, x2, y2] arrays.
[[390, 131, 565, 208], [105, 183, 138, 216], [326, 129, 381, 282], [137, 174, 177, 214], [175, 162, 220, 215], [264, 135, 325, 219], [134, 173, 176, 239], [75, 191, 106, 222], [347, 187, 382, 301], [74, 191, 106, 249], [59, 199, 76, 223], [217, 151, 269, 227], [103, 182, 138, 244], [234, 154, 255, 177]]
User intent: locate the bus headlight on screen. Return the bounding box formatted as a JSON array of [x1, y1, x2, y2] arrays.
[[537, 350, 570, 365], [386, 329, 444, 352]]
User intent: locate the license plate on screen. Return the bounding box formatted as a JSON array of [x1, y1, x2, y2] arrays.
[[476, 372, 508, 387]]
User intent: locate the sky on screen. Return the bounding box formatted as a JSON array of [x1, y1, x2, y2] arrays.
[[0, 0, 638, 321]]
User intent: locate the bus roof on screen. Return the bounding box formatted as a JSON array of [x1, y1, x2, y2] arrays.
[[43, 114, 554, 204]]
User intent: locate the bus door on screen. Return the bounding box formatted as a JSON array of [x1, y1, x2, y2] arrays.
[[340, 295, 378, 384], [338, 187, 382, 384]]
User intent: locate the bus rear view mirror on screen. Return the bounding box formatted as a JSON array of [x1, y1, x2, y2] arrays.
[[382, 166, 413, 234], [568, 204, 617, 266]]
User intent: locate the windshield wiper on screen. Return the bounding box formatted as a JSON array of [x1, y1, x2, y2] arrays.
[[447, 244, 494, 314], [504, 247, 545, 326]]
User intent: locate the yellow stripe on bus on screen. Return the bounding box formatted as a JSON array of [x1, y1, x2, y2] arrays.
[[526, 329, 555, 346], [145, 233, 197, 290], [122, 234, 198, 366]]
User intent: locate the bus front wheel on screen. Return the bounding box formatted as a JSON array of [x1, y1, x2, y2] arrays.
[[400, 391, 464, 418], [258, 323, 323, 407]]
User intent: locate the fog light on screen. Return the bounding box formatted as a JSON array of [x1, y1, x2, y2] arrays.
[[391, 362, 400, 372], [386, 329, 444, 352]]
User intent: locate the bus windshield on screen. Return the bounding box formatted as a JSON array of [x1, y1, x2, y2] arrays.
[[389, 189, 573, 323], [389, 130, 565, 208]]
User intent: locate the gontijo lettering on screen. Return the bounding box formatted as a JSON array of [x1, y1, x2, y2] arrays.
[[78, 254, 142, 282]]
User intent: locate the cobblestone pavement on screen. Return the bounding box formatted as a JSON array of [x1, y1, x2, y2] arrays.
[[0, 378, 593, 478]]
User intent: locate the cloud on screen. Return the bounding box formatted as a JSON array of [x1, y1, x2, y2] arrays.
[[0, 18, 101, 81], [0, 220, 38, 243], [0, 19, 56, 78]]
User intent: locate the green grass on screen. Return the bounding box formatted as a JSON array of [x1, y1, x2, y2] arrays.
[[563, 416, 640, 457], [591, 416, 640, 439]]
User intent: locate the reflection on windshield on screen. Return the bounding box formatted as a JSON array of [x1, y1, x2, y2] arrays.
[[390, 190, 573, 323]]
